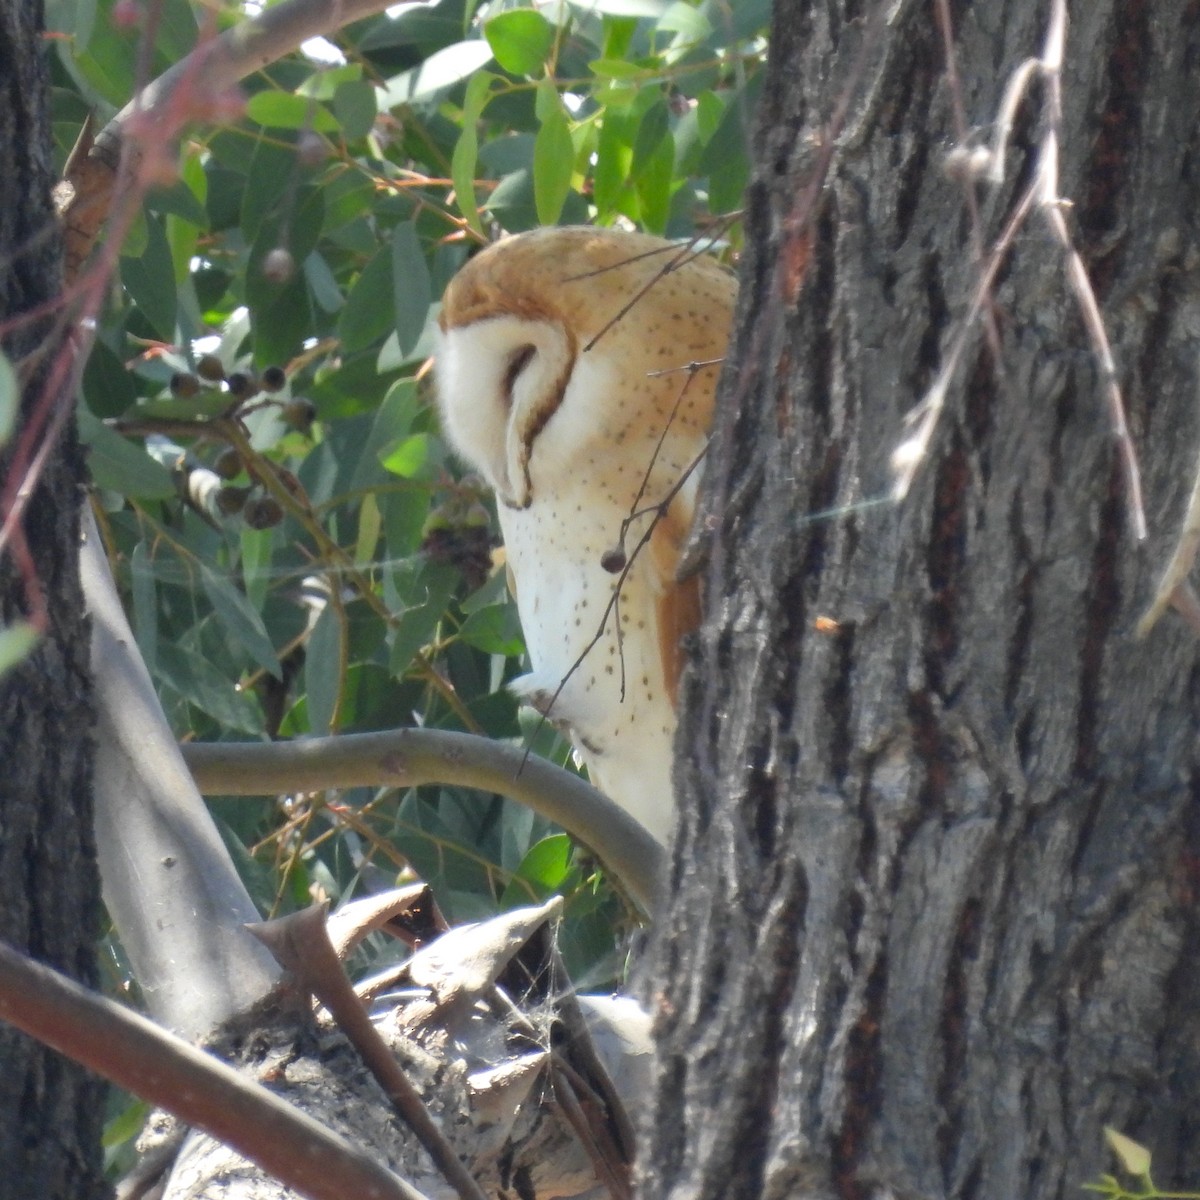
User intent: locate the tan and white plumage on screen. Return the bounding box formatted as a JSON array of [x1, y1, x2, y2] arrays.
[[436, 227, 735, 843]]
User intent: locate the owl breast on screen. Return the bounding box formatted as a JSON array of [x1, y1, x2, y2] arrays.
[[436, 227, 736, 844]]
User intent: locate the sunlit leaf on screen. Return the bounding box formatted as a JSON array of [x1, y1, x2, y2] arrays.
[[568, 0, 667, 15], [297, 63, 362, 100], [380, 432, 436, 479], [245, 91, 340, 132], [500, 834, 574, 907], [1104, 1129, 1152, 1178], [378, 39, 494, 106], [658, 3, 712, 39], [0, 622, 39, 680], [485, 9, 555, 77], [355, 492, 382, 566], [588, 57, 645, 79], [451, 70, 497, 236], [533, 81, 574, 225]]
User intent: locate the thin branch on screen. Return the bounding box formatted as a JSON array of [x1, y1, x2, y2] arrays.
[[932, 0, 1004, 364], [181, 729, 663, 918], [0, 941, 430, 1200], [60, 0, 408, 274], [1137, 435, 1200, 636]]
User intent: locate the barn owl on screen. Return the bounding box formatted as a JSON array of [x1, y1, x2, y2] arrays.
[[436, 227, 736, 843]]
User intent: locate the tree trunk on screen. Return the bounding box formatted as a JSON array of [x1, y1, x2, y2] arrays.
[[0, 2, 106, 1196], [646, 3, 1200, 1199]]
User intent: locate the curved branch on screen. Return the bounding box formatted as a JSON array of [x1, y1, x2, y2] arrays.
[[181, 732, 664, 918]]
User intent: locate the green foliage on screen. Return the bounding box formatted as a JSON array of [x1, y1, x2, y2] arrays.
[[0, 348, 16, 447], [1085, 1129, 1200, 1200], [52, 0, 765, 992], [0, 621, 39, 680]]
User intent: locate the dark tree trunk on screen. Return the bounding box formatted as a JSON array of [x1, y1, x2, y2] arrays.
[[0, 3, 106, 1197], [647, 2, 1200, 1199]]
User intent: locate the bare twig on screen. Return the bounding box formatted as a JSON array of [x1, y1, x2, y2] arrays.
[[932, 0, 1004, 364], [1137, 436, 1200, 636], [576, 219, 740, 353], [895, 0, 1147, 544]]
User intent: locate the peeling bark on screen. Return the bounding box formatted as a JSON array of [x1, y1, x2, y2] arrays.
[[646, 3, 1200, 1199]]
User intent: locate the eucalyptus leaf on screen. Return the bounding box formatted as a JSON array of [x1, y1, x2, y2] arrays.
[[156, 643, 262, 734], [0, 622, 39, 680], [533, 84, 574, 225], [339, 247, 396, 354], [333, 79, 377, 139], [485, 9, 555, 77], [77, 409, 176, 499], [378, 39, 494, 106], [245, 91, 340, 133], [120, 214, 176, 341], [392, 221, 432, 357], [304, 604, 341, 735], [200, 565, 282, 680], [0, 348, 17, 447]]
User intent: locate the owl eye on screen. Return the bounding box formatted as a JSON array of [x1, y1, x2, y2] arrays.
[[502, 344, 537, 408]]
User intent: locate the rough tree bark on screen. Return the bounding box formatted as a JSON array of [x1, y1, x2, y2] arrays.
[[0, 2, 106, 1197], [647, 2, 1200, 1199]]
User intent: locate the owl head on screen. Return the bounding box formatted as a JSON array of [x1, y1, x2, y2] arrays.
[[436, 227, 736, 511]]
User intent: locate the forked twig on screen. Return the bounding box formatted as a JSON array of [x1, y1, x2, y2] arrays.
[[894, 0, 1147, 546]]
